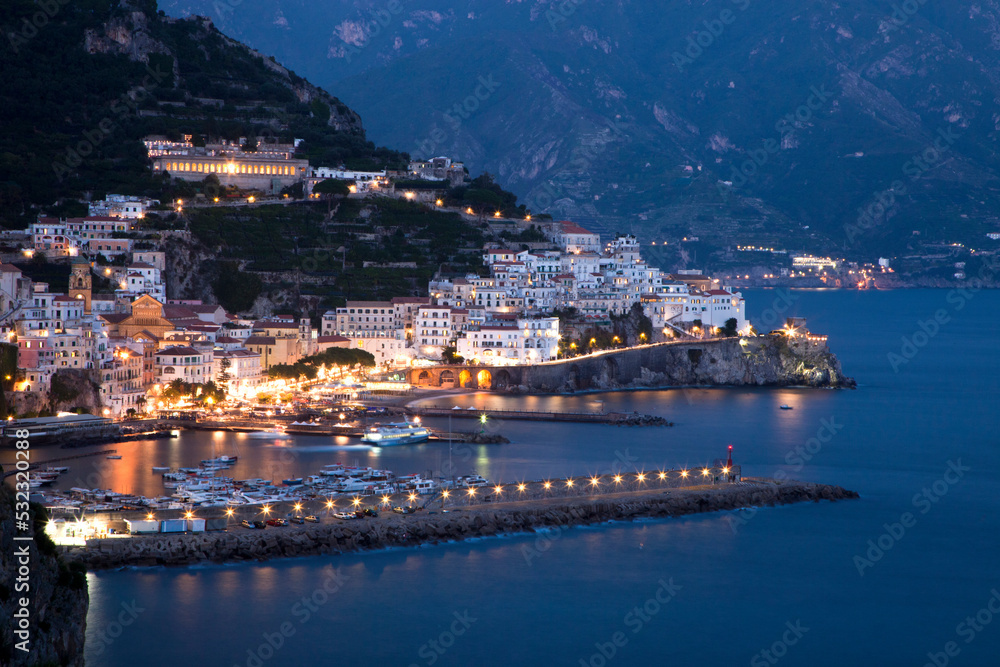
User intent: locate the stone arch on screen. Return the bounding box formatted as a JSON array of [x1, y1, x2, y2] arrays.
[[568, 363, 583, 391], [459, 369, 472, 389], [416, 370, 432, 386], [604, 357, 619, 383], [476, 369, 493, 389], [439, 369, 456, 388], [494, 369, 511, 389]]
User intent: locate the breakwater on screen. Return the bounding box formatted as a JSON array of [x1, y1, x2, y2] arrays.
[[63, 480, 857, 570]]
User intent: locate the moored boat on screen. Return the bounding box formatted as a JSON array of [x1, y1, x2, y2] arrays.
[[361, 422, 430, 446]]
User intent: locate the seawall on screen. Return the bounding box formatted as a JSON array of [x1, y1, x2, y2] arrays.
[[63, 480, 858, 570]]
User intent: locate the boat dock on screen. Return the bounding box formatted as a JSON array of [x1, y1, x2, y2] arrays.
[[406, 406, 672, 426], [1, 449, 118, 478]]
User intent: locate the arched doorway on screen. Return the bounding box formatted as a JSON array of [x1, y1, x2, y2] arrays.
[[459, 369, 472, 389], [416, 370, 432, 386], [476, 369, 493, 389], [439, 369, 456, 388], [495, 370, 511, 389]]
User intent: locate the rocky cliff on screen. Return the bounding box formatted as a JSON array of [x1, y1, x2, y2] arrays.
[[64, 480, 857, 569], [0, 487, 88, 666]]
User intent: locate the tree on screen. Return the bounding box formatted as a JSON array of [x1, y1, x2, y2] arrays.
[[441, 346, 464, 365], [312, 178, 352, 214], [721, 317, 739, 338]]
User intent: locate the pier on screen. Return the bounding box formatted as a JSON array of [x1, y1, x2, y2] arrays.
[[1, 449, 118, 479], [407, 405, 672, 426], [59, 479, 859, 569]]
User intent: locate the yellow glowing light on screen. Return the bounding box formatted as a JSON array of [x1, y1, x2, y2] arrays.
[[408, 493, 417, 502], [466, 207, 474, 214], [381, 495, 391, 505], [442, 490, 451, 499], [613, 475, 623, 485], [723, 467, 730, 475], [351, 497, 361, 507], [590, 477, 600, 487], [493, 485, 503, 495], [543, 481, 552, 490], [636, 472, 646, 483], [467, 487, 477, 497], [184, 511, 193, 520], [248, 196, 255, 203], [325, 500, 334, 509], [225, 508, 234, 517], [146, 513, 154, 520], [680, 470, 689, 478], [517, 483, 526, 493], [435, 199, 443, 206], [262, 505, 271, 515], [565, 478, 574, 488], [293, 503, 302, 512], [658, 471, 666, 480], [702, 469, 710, 477]]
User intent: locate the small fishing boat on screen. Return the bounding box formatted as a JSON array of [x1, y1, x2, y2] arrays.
[[152, 466, 170, 473], [780, 405, 793, 410], [106, 455, 122, 460]]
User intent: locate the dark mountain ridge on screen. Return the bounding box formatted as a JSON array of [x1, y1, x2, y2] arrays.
[[159, 0, 1000, 263]]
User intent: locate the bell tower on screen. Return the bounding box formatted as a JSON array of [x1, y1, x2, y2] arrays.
[[68, 259, 92, 314]]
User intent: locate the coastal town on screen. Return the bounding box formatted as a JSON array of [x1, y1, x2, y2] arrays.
[[0, 134, 765, 420]]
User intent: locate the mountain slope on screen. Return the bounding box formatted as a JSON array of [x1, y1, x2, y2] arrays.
[[161, 0, 1000, 258], [0, 0, 404, 226]]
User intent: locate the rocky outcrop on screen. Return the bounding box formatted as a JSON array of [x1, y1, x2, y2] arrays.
[[526, 336, 856, 393], [63, 481, 857, 570], [0, 487, 88, 667]]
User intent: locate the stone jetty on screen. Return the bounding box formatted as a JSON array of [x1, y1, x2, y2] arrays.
[[63, 480, 858, 570]]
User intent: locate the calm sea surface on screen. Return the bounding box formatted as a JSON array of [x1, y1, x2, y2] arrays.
[[37, 289, 1000, 665]]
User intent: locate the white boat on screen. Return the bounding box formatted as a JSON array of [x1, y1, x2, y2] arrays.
[[106, 455, 122, 460], [45, 466, 70, 474], [151, 466, 170, 473], [457, 474, 489, 488], [201, 455, 238, 466], [247, 428, 290, 439], [361, 422, 430, 446]]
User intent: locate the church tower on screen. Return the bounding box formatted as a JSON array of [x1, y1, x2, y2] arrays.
[[68, 259, 92, 314]]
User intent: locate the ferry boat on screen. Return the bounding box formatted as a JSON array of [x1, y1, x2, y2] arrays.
[[361, 422, 430, 446], [247, 427, 290, 440]]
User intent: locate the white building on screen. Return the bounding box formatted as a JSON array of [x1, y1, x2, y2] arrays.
[[457, 317, 559, 365], [214, 348, 263, 398], [155, 346, 213, 384]]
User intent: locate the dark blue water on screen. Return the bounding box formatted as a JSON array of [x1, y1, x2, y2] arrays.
[[83, 289, 1000, 666]]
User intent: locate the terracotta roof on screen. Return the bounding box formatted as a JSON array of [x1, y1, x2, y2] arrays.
[[557, 220, 594, 235], [244, 336, 276, 345], [390, 296, 430, 304], [215, 336, 243, 344], [0, 263, 22, 273], [100, 313, 129, 324], [317, 335, 350, 343], [163, 305, 199, 320], [189, 304, 224, 313], [128, 262, 156, 269], [156, 346, 201, 355]]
